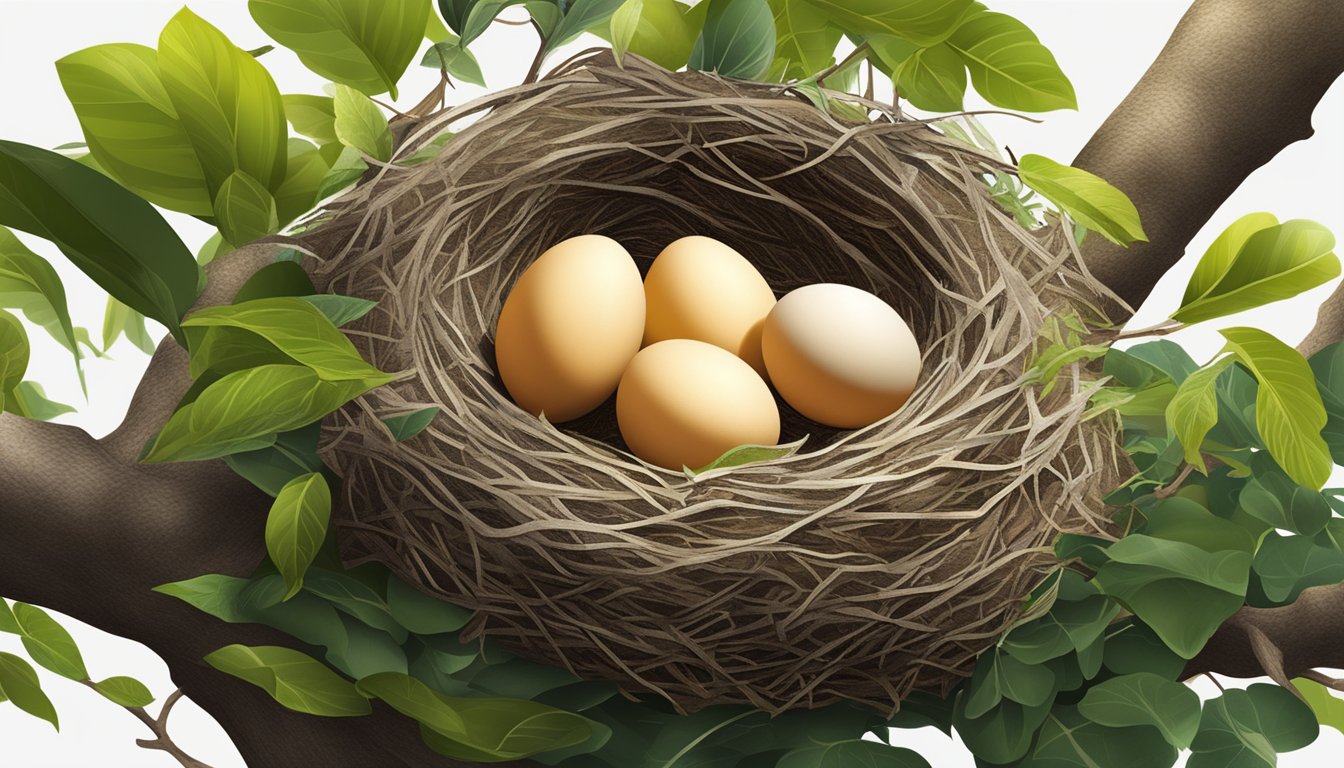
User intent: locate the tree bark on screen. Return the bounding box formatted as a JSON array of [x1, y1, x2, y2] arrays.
[[1073, 0, 1344, 310], [1185, 583, 1344, 683]]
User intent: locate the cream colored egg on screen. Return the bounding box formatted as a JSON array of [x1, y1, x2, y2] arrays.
[[617, 339, 780, 471], [762, 283, 921, 429], [495, 235, 645, 423], [642, 236, 776, 378]]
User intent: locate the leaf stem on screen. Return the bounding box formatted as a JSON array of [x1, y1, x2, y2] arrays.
[[1203, 672, 1227, 693], [814, 42, 872, 87], [1153, 462, 1197, 500], [522, 20, 549, 85], [81, 682, 213, 768]]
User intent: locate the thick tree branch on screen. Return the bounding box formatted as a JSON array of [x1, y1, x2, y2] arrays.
[[1073, 0, 1344, 309], [1184, 583, 1344, 682]]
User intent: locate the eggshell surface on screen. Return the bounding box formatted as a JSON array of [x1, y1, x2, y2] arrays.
[[495, 235, 645, 422], [642, 236, 776, 377], [762, 283, 922, 429], [617, 339, 780, 471]]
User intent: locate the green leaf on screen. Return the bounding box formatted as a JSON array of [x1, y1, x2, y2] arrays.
[[422, 695, 597, 762], [689, 0, 777, 80], [460, 1, 532, 47], [300, 294, 378, 327], [158, 8, 288, 197], [282, 94, 339, 145], [421, 38, 487, 87], [197, 231, 233, 268], [1238, 453, 1331, 536], [1140, 496, 1257, 555], [266, 473, 332, 599], [1251, 533, 1344, 605], [1017, 154, 1146, 246], [1102, 621, 1187, 680], [140, 364, 386, 463], [386, 576, 473, 634], [224, 422, 326, 497], [953, 692, 1053, 765], [690, 437, 805, 474], [1309, 342, 1344, 464], [301, 569, 407, 641], [1189, 684, 1318, 768], [7, 382, 76, 421], [249, 0, 431, 99], [94, 676, 155, 708], [183, 297, 391, 382], [1094, 535, 1250, 658], [609, 0, 644, 66], [766, 0, 841, 81], [333, 85, 393, 163], [946, 11, 1076, 112], [1173, 219, 1339, 325], [1108, 340, 1198, 386], [802, 0, 974, 47], [0, 140, 201, 338], [356, 671, 468, 733], [885, 42, 968, 113], [775, 740, 930, 768], [383, 406, 440, 441], [102, 297, 158, 355], [234, 261, 317, 303], [10, 603, 87, 681], [324, 613, 410, 680], [1166, 356, 1235, 472], [275, 139, 332, 224], [0, 227, 78, 387], [1220, 326, 1333, 490], [214, 171, 280, 247], [0, 309, 28, 411], [1292, 678, 1344, 735], [317, 144, 369, 199], [55, 43, 213, 216], [546, 0, 627, 54], [0, 652, 59, 730], [595, 0, 705, 70], [153, 573, 254, 623], [398, 131, 456, 167], [205, 644, 372, 717], [1025, 705, 1178, 768], [1077, 672, 1200, 749]]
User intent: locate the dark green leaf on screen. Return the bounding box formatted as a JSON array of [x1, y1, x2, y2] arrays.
[[249, 0, 431, 99], [302, 569, 407, 641], [1188, 684, 1318, 768], [1174, 219, 1339, 325], [266, 473, 332, 599], [0, 140, 201, 337], [300, 294, 378, 326], [324, 613, 410, 679], [1017, 154, 1146, 246], [1108, 341, 1198, 386], [333, 85, 393, 163], [215, 171, 280, 247], [953, 691, 1052, 765], [1252, 533, 1344, 605], [55, 43, 214, 216], [316, 145, 368, 200], [689, 0, 776, 80], [0, 226, 82, 384], [1220, 326, 1333, 490], [802, 0, 974, 47], [0, 652, 59, 730], [460, 1, 532, 47], [1309, 342, 1344, 465], [387, 576, 473, 635], [0, 309, 28, 411], [1077, 672, 1200, 749], [1139, 496, 1257, 554], [383, 406, 440, 441], [224, 422, 326, 497], [1024, 704, 1177, 768], [205, 644, 371, 716], [421, 38, 487, 86], [234, 261, 317, 303], [776, 740, 930, 768], [546, 0, 627, 54], [1238, 452, 1330, 536], [1102, 621, 1187, 680], [94, 676, 155, 708], [947, 11, 1076, 112]]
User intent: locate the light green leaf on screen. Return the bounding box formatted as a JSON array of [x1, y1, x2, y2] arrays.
[[0, 652, 59, 730], [594, 0, 705, 70], [249, 0, 431, 99], [609, 0, 644, 66], [1077, 672, 1201, 749], [802, 0, 974, 47], [418, 696, 596, 761], [197, 231, 233, 268], [0, 308, 29, 411], [214, 171, 280, 247], [1189, 684, 1318, 768], [0, 140, 201, 338], [102, 297, 158, 355], [1166, 356, 1235, 472], [420, 38, 486, 87], [382, 406, 440, 441], [158, 8, 288, 196], [94, 676, 155, 708], [183, 297, 391, 382], [275, 139, 332, 225], [1017, 154, 1146, 245], [689, 0, 777, 80], [887, 42, 968, 113], [205, 644, 371, 717], [333, 85, 393, 162], [1293, 678, 1344, 735], [1173, 219, 1339, 325], [386, 576, 472, 634], [547, 0, 627, 54], [0, 599, 18, 634], [55, 43, 213, 216], [10, 603, 87, 681], [460, 1, 532, 47], [153, 573, 255, 623], [767, 0, 841, 81], [7, 382, 76, 421], [282, 94, 339, 145], [1220, 326, 1333, 490], [356, 671, 467, 735], [776, 740, 931, 768], [299, 294, 378, 327], [690, 437, 806, 474], [947, 11, 1076, 112], [266, 473, 332, 599], [397, 131, 455, 167], [140, 364, 387, 463], [316, 145, 368, 200]]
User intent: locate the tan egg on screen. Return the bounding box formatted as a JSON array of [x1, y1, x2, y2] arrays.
[[642, 235, 776, 378], [762, 283, 922, 429], [494, 235, 644, 423], [617, 339, 780, 471]]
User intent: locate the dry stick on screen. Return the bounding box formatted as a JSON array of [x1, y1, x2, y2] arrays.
[[1300, 669, 1344, 692], [79, 683, 213, 768]]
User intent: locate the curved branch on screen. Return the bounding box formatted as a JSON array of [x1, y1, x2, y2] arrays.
[[1185, 583, 1344, 682], [1073, 0, 1344, 308]]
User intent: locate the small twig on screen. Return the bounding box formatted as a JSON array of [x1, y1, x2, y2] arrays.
[[368, 96, 413, 119], [1203, 672, 1226, 693], [81, 683, 213, 768], [1153, 462, 1197, 500], [522, 20, 549, 84], [1301, 669, 1344, 692], [863, 59, 875, 102], [1109, 320, 1186, 343], [814, 42, 872, 87]]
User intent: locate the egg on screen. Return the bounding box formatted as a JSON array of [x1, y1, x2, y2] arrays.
[[761, 283, 922, 429], [642, 235, 777, 377], [495, 235, 645, 422], [617, 339, 780, 470]]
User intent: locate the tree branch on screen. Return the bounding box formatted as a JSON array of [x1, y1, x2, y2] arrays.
[[1073, 0, 1344, 309], [1184, 583, 1344, 683]]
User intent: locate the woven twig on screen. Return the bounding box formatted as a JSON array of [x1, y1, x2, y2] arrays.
[[304, 51, 1132, 715]]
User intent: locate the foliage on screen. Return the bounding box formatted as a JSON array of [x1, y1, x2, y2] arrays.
[[1017, 154, 1148, 246]]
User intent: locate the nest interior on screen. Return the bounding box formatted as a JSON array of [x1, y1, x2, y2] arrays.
[[306, 51, 1132, 715]]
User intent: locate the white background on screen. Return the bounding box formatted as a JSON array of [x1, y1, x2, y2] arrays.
[[1, 1, 1342, 766]]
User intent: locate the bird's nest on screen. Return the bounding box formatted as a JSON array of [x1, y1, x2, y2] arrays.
[[303, 51, 1131, 715]]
